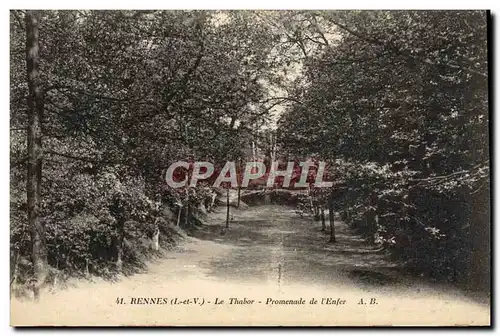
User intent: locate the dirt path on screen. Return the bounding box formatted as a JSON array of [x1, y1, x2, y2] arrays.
[[197, 205, 400, 288], [11, 205, 490, 326]]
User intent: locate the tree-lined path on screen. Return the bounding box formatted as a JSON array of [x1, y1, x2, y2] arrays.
[[11, 204, 489, 326], [10, 10, 490, 326]]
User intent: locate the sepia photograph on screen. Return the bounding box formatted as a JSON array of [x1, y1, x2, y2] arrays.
[[9, 9, 491, 326]]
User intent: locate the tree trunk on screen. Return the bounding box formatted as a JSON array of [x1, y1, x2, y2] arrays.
[[186, 204, 190, 228], [226, 188, 230, 229], [237, 158, 242, 208], [329, 201, 336, 243], [176, 207, 182, 227], [308, 186, 314, 214], [367, 193, 378, 243], [251, 140, 256, 161], [152, 229, 160, 251], [116, 227, 125, 273], [184, 189, 189, 228], [116, 243, 123, 273], [237, 185, 241, 208], [320, 208, 326, 231], [85, 258, 90, 278], [111, 217, 126, 273], [210, 192, 217, 211], [151, 219, 160, 251], [11, 250, 20, 286], [25, 10, 47, 302], [264, 191, 271, 204]]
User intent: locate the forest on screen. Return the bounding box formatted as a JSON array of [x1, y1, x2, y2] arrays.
[[10, 10, 490, 302]]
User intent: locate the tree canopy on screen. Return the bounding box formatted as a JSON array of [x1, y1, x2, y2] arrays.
[[10, 10, 490, 299]]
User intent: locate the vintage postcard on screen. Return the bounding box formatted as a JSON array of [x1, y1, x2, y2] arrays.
[[10, 9, 491, 326]]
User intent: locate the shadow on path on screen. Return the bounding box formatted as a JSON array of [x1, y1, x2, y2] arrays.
[[191, 205, 406, 290]]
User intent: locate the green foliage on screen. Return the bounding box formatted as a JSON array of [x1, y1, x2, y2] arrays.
[[10, 10, 279, 285]]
